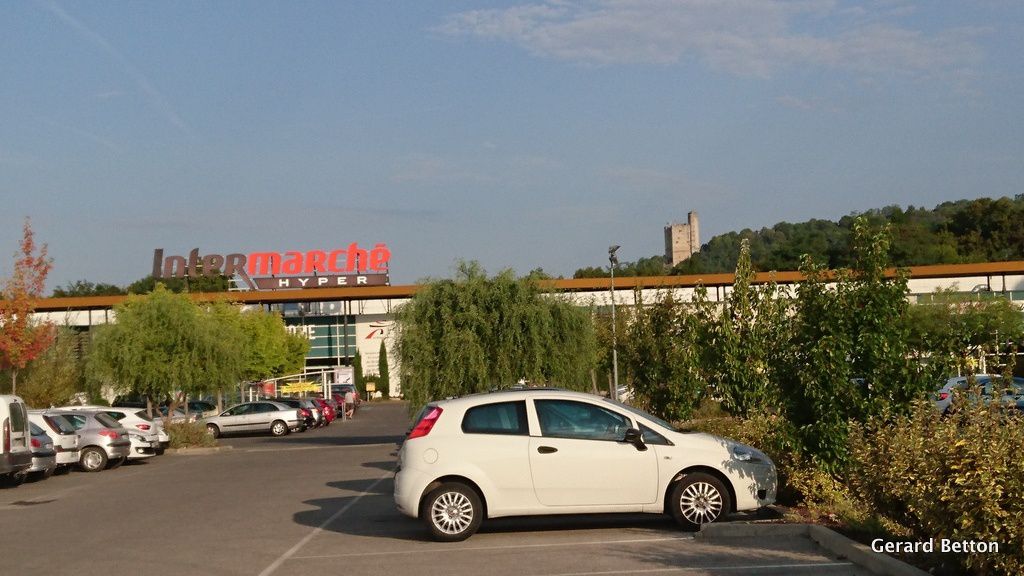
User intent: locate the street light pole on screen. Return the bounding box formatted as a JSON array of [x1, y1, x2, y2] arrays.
[[609, 245, 620, 402]]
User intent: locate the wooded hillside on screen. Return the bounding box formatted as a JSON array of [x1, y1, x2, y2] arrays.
[[575, 196, 1024, 277]]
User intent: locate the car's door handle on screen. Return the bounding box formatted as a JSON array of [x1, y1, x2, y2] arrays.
[[537, 446, 558, 454]]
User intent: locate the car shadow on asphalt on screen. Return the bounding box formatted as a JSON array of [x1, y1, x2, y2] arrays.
[[272, 434, 405, 447], [296, 474, 702, 543], [361, 460, 397, 472]]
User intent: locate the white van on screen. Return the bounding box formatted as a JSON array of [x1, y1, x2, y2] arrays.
[[1, 395, 33, 486]]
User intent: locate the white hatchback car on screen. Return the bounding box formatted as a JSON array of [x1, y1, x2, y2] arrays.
[[28, 411, 80, 472], [395, 388, 777, 541]]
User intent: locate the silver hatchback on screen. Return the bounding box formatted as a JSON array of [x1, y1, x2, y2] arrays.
[[26, 423, 57, 480], [48, 410, 131, 472]]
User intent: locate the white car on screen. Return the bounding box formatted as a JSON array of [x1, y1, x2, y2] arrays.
[[0, 395, 32, 486], [395, 388, 777, 541], [28, 411, 80, 473], [124, 431, 157, 460]]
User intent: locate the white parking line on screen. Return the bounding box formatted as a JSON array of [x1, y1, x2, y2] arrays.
[[292, 535, 696, 560], [257, 471, 392, 576], [527, 563, 855, 575]]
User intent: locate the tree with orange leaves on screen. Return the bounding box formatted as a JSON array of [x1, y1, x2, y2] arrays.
[[0, 219, 55, 395]]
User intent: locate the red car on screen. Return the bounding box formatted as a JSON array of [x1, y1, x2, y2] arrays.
[[312, 398, 336, 424]]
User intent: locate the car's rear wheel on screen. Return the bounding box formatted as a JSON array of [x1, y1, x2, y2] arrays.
[[669, 472, 731, 530], [271, 420, 289, 437], [422, 482, 483, 542], [79, 447, 107, 473], [206, 423, 221, 438]]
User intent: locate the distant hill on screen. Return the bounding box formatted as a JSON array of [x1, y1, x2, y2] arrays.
[[574, 196, 1024, 278]]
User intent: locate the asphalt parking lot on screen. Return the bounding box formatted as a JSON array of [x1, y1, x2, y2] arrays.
[[0, 402, 869, 576]]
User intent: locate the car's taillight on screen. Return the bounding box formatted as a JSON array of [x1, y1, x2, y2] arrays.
[[301, 408, 311, 417], [938, 392, 950, 401], [136, 423, 151, 431], [31, 437, 41, 449], [98, 429, 120, 439], [2, 418, 9, 453], [407, 407, 443, 440]]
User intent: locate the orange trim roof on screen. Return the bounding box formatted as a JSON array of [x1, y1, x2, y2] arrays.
[[30, 260, 1024, 312]]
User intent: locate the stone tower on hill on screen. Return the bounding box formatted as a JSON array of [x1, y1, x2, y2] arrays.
[[664, 212, 700, 267]]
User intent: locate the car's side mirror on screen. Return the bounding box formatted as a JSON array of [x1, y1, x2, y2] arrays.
[[622, 428, 647, 451]]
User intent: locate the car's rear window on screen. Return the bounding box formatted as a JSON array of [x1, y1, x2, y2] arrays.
[[30, 422, 45, 436], [9, 401, 27, 432], [461, 401, 528, 436], [45, 415, 77, 435], [134, 410, 154, 422]]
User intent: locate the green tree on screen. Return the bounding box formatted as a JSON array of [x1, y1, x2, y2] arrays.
[[52, 280, 126, 297], [353, 348, 364, 396], [623, 289, 707, 421], [574, 255, 667, 279], [202, 300, 248, 411], [87, 286, 219, 415], [777, 219, 937, 470], [126, 274, 230, 294], [395, 262, 597, 412], [11, 327, 83, 407], [238, 310, 302, 382], [378, 340, 390, 399], [707, 239, 787, 416]]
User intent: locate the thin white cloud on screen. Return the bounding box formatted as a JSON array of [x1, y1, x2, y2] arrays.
[[390, 153, 562, 185], [39, 117, 121, 153], [37, 0, 194, 136], [438, 0, 984, 81], [390, 154, 495, 185]]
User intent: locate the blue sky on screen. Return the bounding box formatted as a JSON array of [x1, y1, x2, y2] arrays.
[[2, 1, 1022, 290]]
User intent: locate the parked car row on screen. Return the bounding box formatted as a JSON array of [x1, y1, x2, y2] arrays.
[[202, 396, 340, 438], [2, 394, 176, 488], [933, 374, 1024, 414]]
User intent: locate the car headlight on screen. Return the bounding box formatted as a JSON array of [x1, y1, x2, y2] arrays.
[[731, 446, 764, 463]]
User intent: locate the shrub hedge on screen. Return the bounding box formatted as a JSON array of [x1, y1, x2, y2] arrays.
[[682, 396, 1024, 575], [849, 399, 1024, 575], [166, 421, 218, 449]]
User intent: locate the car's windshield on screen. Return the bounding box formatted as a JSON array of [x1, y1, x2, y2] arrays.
[[94, 413, 122, 428], [602, 399, 677, 432], [61, 413, 87, 430]]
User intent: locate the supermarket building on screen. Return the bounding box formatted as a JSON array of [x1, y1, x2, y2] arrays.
[[30, 257, 1024, 396]]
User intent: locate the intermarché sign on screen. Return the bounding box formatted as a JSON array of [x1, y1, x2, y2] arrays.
[[152, 244, 390, 290]]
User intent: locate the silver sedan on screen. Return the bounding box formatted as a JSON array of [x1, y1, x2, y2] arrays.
[[203, 401, 303, 438]]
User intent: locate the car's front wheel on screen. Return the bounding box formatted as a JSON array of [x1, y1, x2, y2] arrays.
[[669, 472, 731, 530], [422, 482, 483, 542], [270, 420, 289, 437], [206, 423, 221, 438]]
